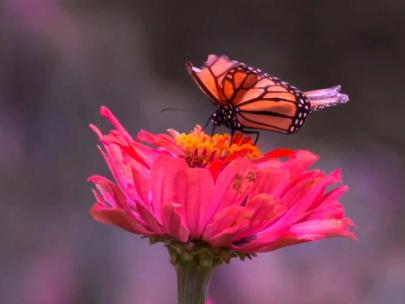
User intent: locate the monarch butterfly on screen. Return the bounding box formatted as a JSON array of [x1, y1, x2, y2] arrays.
[[186, 54, 348, 141]]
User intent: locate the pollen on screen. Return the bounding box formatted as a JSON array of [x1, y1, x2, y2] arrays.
[[174, 125, 262, 167]]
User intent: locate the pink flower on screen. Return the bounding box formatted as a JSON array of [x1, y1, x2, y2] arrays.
[[88, 106, 355, 254]]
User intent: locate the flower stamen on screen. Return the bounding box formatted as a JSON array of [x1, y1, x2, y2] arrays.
[[174, 126, 262, 167]]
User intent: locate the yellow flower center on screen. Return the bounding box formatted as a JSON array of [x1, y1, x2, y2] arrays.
[[174, 126, 262, 167]]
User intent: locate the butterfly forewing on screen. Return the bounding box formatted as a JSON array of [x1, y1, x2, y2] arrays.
[[221, 65, 262, 104], [186, 55, 240, 105]]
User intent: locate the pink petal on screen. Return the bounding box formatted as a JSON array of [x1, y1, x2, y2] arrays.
[[88, 175, 125, 208], [137, 130, 183, 156], [98, 142, 153, 209], [89, 123, 103, 139], [259, 148, 295, 161], [136, 203, 165, 234], [240, 236, 305, 253], [162, 202, 190, 242], [94, 107, 158, 169], [150, 155, 215, 237], [206, 159, 222, 181], [90, 204, 152, 235], [231, 228, 291, 253], [150, 155, 189, 223], [289, 218, 356, 240], [129, 165, 151, 208], [204, 205, 251, 247], [307, 185, 349, 220], [211, 158, 257, 212], [234, 217, 355, 253], [233, 194, 287, 241], [281, 150, 319, 174], [112, 140, 152, 169], [246, 194, 285, 227], [181, 167, 215, 238], [249, 167, 291, 198], [97, 144, 139, 204], [99, 106, 133, 142], [277, 169, 342, 225]]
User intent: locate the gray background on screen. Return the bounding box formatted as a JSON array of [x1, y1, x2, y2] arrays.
[[0, 1, 404, 303]]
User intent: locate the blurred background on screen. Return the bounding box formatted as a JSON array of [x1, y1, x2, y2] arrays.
[[0, 1, 404, 303]]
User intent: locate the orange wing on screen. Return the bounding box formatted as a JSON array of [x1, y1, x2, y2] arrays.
[[222, 65, 311, 133], [186, 54, 241, 105]]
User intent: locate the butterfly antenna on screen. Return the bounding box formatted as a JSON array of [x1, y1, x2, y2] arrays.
[[160, 107, 191, 113]]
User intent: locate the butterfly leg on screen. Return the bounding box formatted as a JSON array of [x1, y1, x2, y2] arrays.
[[210, 123, 217, 136], [229, 128, 235, 144], [203, 116, 212, 131], [241, 130, 260, 144]]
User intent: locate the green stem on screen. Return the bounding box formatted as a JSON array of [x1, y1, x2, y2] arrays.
[[159, 237, 256, 303], [166, 243, 221, 304], [175, 259, 214, 304]]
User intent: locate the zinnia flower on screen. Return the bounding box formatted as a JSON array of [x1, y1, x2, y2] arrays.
[[88, 106, 356, 304], [89, 106, 355, 253]]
